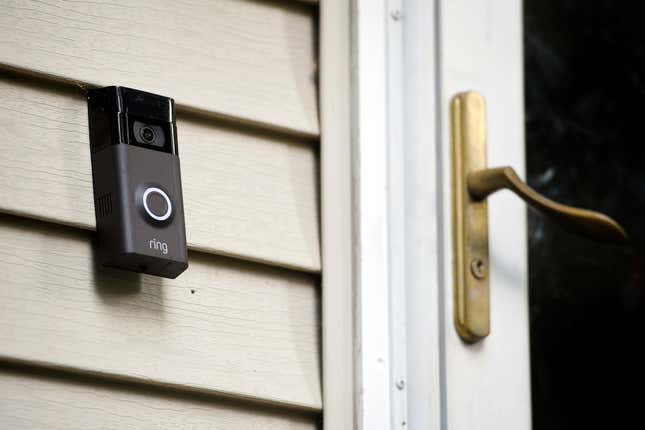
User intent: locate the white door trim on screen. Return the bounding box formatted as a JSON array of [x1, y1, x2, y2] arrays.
[[321, 1, 529, 428], [320, 0, 355, 429], [320, 0, 445, 428], [352, 0, 446, 428], [353, 0, 395, 428]]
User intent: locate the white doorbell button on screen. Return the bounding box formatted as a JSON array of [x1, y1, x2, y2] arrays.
[[142, 187, 172, 222]]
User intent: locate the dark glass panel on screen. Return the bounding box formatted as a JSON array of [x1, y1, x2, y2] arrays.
[[525, 1, 645, 428]]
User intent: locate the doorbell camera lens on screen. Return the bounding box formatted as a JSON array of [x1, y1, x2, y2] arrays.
[[132, 120, 166, 148], [87, 86, 187, 279], [141, 126, 155, 143]]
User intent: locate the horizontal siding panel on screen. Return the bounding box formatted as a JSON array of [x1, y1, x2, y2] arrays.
[[0, 76, 321, 272], [0, 0, 319, 136], [0, 215, 321, 410], [0, 367, 318, 429]]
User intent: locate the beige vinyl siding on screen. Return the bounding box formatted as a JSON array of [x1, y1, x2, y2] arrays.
[[0, 0, 321, 426], [0, 215, 321, 410], [0, 366, 318, 429], [0, 75, 321, 272], [0, 0, 319, 136]]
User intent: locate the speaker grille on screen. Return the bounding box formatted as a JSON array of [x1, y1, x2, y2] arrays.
[[96, 193, 112, 217]]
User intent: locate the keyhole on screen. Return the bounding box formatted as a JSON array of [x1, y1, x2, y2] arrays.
[[470, 258, 487, 279]]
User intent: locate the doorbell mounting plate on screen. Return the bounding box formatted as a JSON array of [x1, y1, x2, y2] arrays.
[[87, 86, 188, 279]]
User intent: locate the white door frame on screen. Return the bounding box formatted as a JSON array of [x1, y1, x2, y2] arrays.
[[320, 0, 443, 428], [320, 1, 528, 429], [350, 0, 445, 428]]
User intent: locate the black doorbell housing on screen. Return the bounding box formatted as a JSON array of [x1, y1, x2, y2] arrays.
[[87, 86, 188, 278]]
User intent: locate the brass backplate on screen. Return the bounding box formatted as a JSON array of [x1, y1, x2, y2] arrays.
[[451, 92, 490, 343]]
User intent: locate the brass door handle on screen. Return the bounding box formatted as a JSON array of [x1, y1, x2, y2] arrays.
[[450, 91, 627, 343], [467, 167, 627, 242]]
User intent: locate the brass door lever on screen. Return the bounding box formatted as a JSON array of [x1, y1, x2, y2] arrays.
[[467, 167, 627, 243], [451, 91, 628, 343]]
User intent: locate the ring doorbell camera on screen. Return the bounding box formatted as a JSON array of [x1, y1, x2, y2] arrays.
[[87, 86, 188, 278]]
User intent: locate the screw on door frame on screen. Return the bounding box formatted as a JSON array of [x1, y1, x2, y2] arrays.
[[470, 258, 487, 279], [395, 379, 405, 390]]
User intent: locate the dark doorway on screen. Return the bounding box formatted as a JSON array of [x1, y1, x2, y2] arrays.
[[525, 1, 645, 428]]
